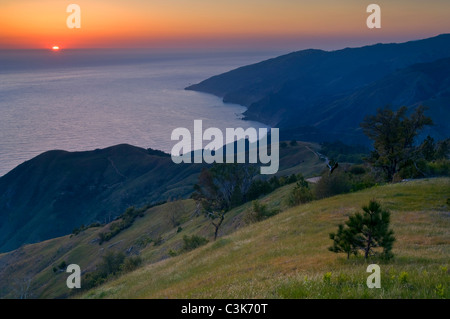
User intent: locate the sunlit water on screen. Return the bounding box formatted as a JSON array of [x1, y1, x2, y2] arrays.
[[0, 49, 281, 177]]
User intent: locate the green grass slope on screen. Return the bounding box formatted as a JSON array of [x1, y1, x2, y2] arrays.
[[80, 178, 450, 299]]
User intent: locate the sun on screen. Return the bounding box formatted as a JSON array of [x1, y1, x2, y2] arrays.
[[51, 45, 60, 51]]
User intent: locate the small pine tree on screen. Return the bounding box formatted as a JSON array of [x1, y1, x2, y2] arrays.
[[328, 224, 359, 259], [359, 200, 395, 259], [329, 200, 395, 260]]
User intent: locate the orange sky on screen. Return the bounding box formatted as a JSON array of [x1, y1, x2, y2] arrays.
[[1, 0, 449, 49]]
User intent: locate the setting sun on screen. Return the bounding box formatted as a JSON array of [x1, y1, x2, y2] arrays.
[[51, 45, 60, 51]]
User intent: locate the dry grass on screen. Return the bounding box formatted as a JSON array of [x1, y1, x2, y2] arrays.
[[80, 178, 450, 299]]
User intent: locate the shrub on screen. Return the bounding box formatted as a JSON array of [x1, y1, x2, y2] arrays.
[[244, 200, 279, 224], [288, 180, 313, 207], [182, 235, 208, 252], [350, 165, 366, 175], [120, 256, 142, 273], [83, 251, 140, 290], [98, 206, 147, 244], [398, 271, 409, 285], [323, 272, 332, 284], [97, 251, 126, 277], [314, 170, 352, 199], [287, 174, 298, 184], [435, 284, 445, 297], [58, 260, 67, 270], [168, 249, 178, 257], [247, 179, 273, 200], [135, 235, 152, 248], [425, 159, 450, 177]]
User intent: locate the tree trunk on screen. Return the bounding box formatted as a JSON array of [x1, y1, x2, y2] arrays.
[[365, 233, 372, 259], [213, 213, 225, 241]]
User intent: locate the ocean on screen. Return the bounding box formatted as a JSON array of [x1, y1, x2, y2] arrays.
[[0, 49, 281, 177]]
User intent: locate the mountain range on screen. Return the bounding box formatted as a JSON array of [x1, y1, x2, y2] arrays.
[[186, 34, 450, 145]]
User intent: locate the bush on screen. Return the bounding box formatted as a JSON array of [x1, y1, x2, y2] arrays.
[[58, 260, 67, 270], [168, 249, 178, 257], [288, 179, 313, 207], [314, 170, 352, 199], [98, 251, 126, 277], [120, 256, 142, 272], [323, 272, 332, 284], [349, 165, 366, 175], [244, 200, 279, 224], [135, 235, 152, 248], [425, 159, 450, 177], [182, 235, 208, 252], [83, 251, 140, 290], [98, 206, 147, 244]]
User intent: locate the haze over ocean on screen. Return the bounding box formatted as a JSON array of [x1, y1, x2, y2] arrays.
[[0, 49, 280, 177]]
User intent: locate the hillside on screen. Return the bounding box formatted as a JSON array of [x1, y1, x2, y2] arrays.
[[0, 178, 448, 298], [0, 144, 203, 253], [186, 34, 450, 145], [81, 178, 450, 299], [0, 141, 323, 253], [300, 57, 450, 143]]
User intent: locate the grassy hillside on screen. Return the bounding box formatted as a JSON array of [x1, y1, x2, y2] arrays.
[[0, 140, 322, 253], [76, 178, 448, 299], [0, 144, 203, 253], [0, 141, 323, 299], [1, 178, 448, 299]]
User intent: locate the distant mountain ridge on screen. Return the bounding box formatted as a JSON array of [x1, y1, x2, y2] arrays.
[[186, 34, 450, 144]]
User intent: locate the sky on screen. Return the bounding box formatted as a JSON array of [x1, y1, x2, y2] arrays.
[[1, 0, 449, 50]]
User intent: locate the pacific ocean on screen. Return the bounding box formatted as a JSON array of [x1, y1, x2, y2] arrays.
[[0, 49, 280, 177]]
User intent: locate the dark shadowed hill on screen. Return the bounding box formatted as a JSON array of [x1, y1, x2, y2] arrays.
[[0, 144, 203, 253], [0, 141, 324, 253], [186, 34, 450, 145]]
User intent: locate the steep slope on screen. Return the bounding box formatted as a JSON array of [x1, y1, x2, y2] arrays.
[[0, 144, 203, 253], [302, 57, 450, 143], [1, 178, 448, 299], [79, 178, 449, 299], [0, 165, 307, 299], [187, 34, 450, 144], [0, 141, 323, 253]]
